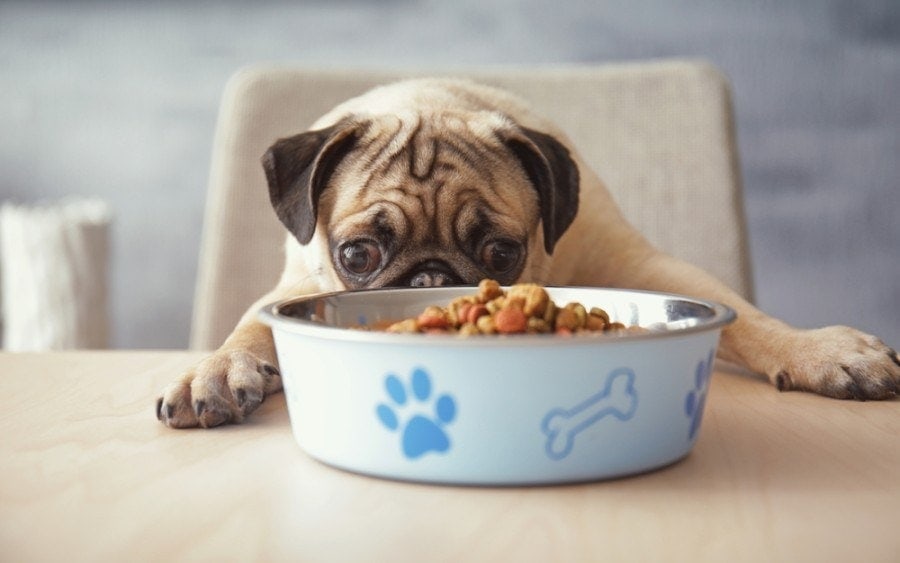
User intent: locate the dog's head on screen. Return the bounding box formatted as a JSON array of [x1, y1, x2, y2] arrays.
[[261, 110, 579, 289]]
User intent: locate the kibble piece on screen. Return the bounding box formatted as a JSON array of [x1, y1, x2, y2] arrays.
[[527, 317, 550, 333], [543, 300, 557, 324], [585, 312, 607, 331], [486, 297, 505, 314], [494, 306, 528, 334], [554, 307, 579, 331], [417, 306, 449, 329], [466, 304, 489, 325], [459, 323, 481, 336], [476, 278, 503, 303], [387, 318, 419, 333], [476, 314, 497, 334], [508, 283, 550, 317], [568, 303, 588, 328], [590, 307, 610, 325]]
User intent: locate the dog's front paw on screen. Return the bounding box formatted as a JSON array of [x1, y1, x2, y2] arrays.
[[156, 350, 282, 428], [772, 326, 900, 400]]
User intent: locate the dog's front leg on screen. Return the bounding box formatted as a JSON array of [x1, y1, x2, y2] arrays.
[[156, 226, 336, 427], [155, 280, 308, 429], [592, 242, 900, 400]]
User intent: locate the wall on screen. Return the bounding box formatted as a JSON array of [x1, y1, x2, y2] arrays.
[[1, 0, 898, 348]]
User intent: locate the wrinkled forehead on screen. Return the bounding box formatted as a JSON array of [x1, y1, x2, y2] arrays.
[[348, 110, 517, 175], [359, 113, 530, 193], [319, 111, 540, 239], [356, 109, 514, 141]]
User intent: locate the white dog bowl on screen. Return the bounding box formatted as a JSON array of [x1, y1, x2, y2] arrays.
[[260, 287, 735, 485]]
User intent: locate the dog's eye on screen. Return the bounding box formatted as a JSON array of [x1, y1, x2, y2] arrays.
[[481, 240, 522, 275], [339, 241, 382, 275]]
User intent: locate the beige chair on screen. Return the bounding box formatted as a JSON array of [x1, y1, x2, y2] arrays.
[[190, 60, 754, 350]]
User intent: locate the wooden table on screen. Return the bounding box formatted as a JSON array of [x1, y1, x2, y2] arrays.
[[1, 351, 898, 562]]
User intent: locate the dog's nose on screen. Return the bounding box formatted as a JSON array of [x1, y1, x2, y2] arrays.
[[407, 261, 461, 287], [410, 271, 458, 287]]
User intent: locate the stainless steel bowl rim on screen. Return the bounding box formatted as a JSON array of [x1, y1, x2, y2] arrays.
[[259, 286, 736, 347]]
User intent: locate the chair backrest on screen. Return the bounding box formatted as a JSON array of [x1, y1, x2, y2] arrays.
[[190, 60, 754, 350]]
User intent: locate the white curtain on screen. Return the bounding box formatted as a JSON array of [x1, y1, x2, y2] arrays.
[[0, 198, 111, 350]]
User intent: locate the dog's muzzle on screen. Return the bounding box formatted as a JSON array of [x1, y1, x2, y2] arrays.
[[405, 260, 463, 287]]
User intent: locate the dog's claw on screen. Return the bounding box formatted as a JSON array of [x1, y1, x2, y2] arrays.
[[889, 348, 900, 369], [232, 387, 263, 415], [842, 375, 867, 402], [258, 363, 283, 394], [775, 371, 791, 392], [155, 398, 177, 424]]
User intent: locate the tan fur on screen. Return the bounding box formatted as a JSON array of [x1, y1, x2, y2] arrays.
[[157, 78, 899, 428]]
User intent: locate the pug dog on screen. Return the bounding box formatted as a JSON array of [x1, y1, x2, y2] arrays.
[[156, 78, 899, 428]]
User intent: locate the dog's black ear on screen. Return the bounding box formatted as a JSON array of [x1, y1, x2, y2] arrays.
[[261, 119, 364, 245], [503, 127, 580, 254]]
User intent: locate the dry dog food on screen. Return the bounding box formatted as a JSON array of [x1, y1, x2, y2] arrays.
[[385, 279, 641, 336]]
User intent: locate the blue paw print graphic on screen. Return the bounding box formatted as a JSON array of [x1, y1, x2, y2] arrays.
[[376, 367, 457, 459], [684, 349, 715, 441]]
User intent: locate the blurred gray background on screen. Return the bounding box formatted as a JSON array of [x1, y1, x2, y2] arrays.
[[1, 0, 898, 349]]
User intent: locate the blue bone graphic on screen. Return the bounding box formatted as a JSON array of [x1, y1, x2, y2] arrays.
[[541, 368, 638, 460]]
